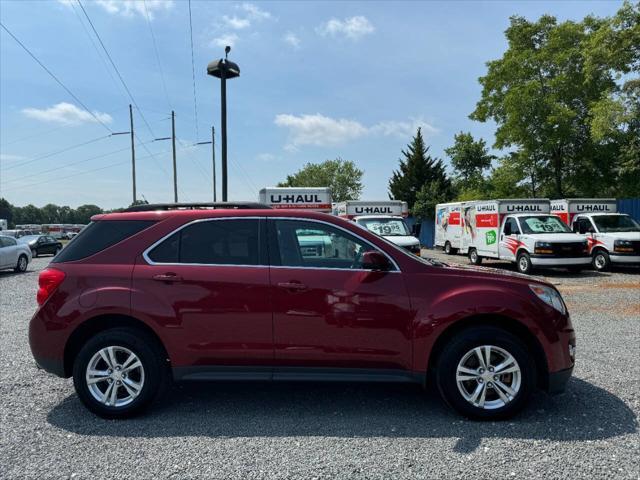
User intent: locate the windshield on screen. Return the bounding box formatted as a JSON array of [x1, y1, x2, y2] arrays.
[[18, 235, 40, 243], [357, 218, 410, 236], [592, 215, 639, 233], [519, 216, 571, 234]]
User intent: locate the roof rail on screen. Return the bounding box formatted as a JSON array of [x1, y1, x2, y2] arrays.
[[124, 202, 272, 212]]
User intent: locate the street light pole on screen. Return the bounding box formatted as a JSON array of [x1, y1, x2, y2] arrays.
[[207, 46, 240, 202], [171, 110, 177, 203], [212, 126, 216, 202], [129, 104, 136, 204]]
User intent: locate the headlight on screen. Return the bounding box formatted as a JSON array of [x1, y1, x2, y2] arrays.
[[614, 240, 634, 252], [529, 284, 566, 314], [534, 241, 553, 255]]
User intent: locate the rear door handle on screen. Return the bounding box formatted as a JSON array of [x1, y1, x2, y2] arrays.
[[152, 273, 183, 282], [277, 281, 307, 291]]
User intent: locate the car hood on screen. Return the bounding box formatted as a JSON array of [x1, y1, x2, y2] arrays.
[[521, 233, 585, 243], [434, 261, 553, 288], [384, 235, 420, 247]]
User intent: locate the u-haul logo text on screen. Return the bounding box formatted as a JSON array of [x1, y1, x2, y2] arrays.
[[476, 204, 496, 212], [576, 204, 614, 212], [506, 204, 544, 212], [355, 206, 394, 214]]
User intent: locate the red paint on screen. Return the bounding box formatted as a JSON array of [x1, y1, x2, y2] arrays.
[[28, 208, 575, 385], [448, 212, 461, 226], [476, 213, 499, 228]]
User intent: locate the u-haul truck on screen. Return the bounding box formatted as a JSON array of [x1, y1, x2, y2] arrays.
[[435, 202, 464, 254], [333, 200, 420, 255], [459, 199, 590, 274], [259, 187, 332, 212], [551, 199, 640, 271]]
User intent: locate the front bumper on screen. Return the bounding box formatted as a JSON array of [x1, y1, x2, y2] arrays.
[[530, 256, 591, 266], [609, 254, 640, 264], [547, 366, 574, 394]]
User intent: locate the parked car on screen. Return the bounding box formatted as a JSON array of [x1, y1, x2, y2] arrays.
[[19, 235, 63, 257], [29, 203, 575, 420], [0, 235, 32, 272]]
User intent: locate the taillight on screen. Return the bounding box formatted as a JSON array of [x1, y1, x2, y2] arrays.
[[37, 268, 66, 306]]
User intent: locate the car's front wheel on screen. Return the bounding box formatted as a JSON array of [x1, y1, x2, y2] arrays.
[[14, 254, 28, 272], [435, 326, 535, 419], [516, 252, 532, 274], [72, 327, 168, 418], [592, 250, 611, 272]]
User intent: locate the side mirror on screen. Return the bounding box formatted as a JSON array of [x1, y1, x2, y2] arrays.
[[361, 250, 392, 271], [578, 224, 587, 235]]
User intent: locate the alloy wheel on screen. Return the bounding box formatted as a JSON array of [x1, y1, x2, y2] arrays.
[[85, 346, 145, 408], [456, 345, 522, 410]]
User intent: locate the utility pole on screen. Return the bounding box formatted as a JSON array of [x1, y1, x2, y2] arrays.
[[212, 126, 216, 202], [129, 104, 136, 204], [171, 110, 177, 203]]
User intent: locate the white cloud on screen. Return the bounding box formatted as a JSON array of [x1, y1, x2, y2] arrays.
[[22, 103, 113, 126], [256, 153, 277, 162], [0, 153, 25, 162], [93, 0, 173, 19], [283, 32, 301, 49], [275, 114, 368, 150], [274, 113, 438, 150], [223, 15, 251, 30], [239, 3, 271, 20], [371, 117, 439, 138], [317, 16, 374, 40], [210, 33, 239, 48]]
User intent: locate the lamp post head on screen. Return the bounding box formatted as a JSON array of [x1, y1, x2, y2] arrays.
[[207, 47, 240, 79]]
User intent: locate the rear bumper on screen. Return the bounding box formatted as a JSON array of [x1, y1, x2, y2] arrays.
[[609, 254, 640, 264], [547, 366, 574, 394], [530, 256, 591, 266]]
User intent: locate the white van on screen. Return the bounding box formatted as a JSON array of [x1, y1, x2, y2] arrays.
[[552, 199, 640, 271], [459, 199, 590, 274], [333, 201, 420, 255], [434, 202, 464, 254]]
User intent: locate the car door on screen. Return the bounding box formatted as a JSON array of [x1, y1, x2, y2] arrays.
[[0, 237, 11, 268], [268, 218, 413, 373], [44, 236, 57, 254], [132, 217, 273, 370], [499, 217, 521, 260]]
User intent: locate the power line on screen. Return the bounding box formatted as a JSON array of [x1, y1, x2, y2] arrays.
[[0, 22, 113, 134], [76, 0, 156, 139], [187, 0, 200, 139], [2, 135, 111, 170], [143, 0, 172, 111]]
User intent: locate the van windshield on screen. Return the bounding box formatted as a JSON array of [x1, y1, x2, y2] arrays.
[[592, 215, 640, 233], [356, 218, 410, 236], [519, 216, 571, 234]]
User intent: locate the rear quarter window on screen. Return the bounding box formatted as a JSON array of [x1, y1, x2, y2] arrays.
[[53, 220, 155, 263]]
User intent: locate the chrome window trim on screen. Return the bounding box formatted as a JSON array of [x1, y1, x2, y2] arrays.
[[142, 215, 400, 272]]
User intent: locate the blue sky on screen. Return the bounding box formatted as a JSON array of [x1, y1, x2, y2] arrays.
[[0, 0, 623, 209]]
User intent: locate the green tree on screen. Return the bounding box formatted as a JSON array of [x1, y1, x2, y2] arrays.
[[445, 132, 495, 186], [74, 205, 103, 224], [413, 179, 452, 220], [41, 204, 62, 223], [0, 198, 13, 226], [470, 4, 639, 198], [388, 128, 453, 211], [278, 158, 363, 202]]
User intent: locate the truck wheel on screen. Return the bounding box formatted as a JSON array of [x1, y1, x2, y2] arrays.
[[516, 252, 532, 274], [592, 250, 611, 272], [72, 327, 169, 418], [444, 242, 452, 255], [435, 326, 535, 419], [469, 249, 482, 265]]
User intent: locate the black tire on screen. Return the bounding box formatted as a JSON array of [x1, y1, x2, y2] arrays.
[[14, 254, 28, 272], [592, 250, 611, 272], [444, 242, 452, 255], [469, 248, 482, 265], [435, 326, 536, 420], [516, 252, 532, 274], [72, 327, 168, 418]]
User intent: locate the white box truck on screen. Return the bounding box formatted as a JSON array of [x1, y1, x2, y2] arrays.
[[551, 199, 640, 271], [258, 187, 332, 212], [434, 202, 464, 254], [459, 198, 590, 274], [333, 200, 420, 255]]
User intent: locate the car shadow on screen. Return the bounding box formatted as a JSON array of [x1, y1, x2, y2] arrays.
[[47, 377, 636, 452]]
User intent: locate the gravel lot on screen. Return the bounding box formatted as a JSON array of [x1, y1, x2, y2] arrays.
[[1, 253, 638, 479]]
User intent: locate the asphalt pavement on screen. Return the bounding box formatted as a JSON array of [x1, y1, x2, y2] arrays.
[[0, 254, 638, 479]]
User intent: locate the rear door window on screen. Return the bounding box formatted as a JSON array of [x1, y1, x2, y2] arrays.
[[147, 219, 263, 266], [53, 221, 155, 263]]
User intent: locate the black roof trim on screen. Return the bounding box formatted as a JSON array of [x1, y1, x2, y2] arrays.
[[124, 202, 272, 212]]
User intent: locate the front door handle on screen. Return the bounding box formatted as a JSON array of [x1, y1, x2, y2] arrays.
[[277, 281, 307, 291], [152, 273, 183, 282]]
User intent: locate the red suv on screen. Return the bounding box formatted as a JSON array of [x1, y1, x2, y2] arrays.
[[29, 203, 575, 419]]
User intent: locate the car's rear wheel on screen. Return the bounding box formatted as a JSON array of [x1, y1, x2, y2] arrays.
[[469, 248, 482, 265], [435, 326, 535, 419], [592, 250, 610, 272], [444, 242, 452, 255], [72, 327, 168, 418], [14, 254, 28, 272]]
